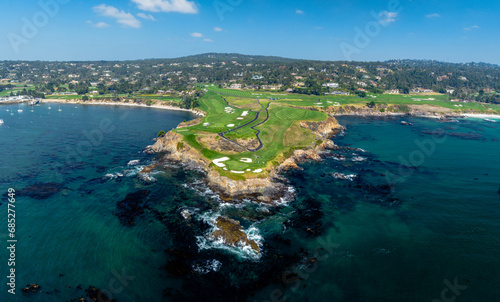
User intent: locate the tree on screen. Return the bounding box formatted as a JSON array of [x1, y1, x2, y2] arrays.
[[366, 101, 376, 108], [182, 96, 192, 109], [82, 96, 89, 101], [157, 130, 166, 137], [356, 91, 367, 98]]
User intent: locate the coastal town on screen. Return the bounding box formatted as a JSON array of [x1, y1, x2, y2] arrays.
[[1, 55, 499, 108]]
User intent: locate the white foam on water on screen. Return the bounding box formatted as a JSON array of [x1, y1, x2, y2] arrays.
[[195, 211, 263, 261], [352, 156, 367, 162], [192, 259, 222, 274], [275, 185, 296, 205], [332, 173, 357, 181], [127, 159, 140, 166]]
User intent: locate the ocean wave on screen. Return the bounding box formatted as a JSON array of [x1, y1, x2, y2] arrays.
[[275, 185, 296, 205], [192, 259, 222, 274], [127, 159, 140, 166], [195, 211, 263, 261], [352, 156, 367, 162], [183, 181, 222, 202], [332, 173, 357, 181], [104, 172, 123, 179]]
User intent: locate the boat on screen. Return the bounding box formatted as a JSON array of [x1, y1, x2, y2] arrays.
[[0, 119, 4, 124], [10, 110, 14, 115], [58, 106, 62, 112], [48, 104, 52, 109]]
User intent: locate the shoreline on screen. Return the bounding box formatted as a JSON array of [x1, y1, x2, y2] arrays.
[[39, 99, 205, 116], [461, 113, 500, 119], [332, 112, 500, 120]]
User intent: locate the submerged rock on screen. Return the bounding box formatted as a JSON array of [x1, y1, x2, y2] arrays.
[[18, 182, 66, 199], [115, 190, 151, 226], [22, 284, 42, 296], [84, 286, 116, 302], [211, 217, 260, 253]]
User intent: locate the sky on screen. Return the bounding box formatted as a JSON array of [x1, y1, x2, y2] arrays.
[[0, 0, 499, 64]]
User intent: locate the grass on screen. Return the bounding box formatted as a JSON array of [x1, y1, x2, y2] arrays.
[[204, 85, 500, 115], [177, 84, 500, 181], [175, 91, 328, 178]]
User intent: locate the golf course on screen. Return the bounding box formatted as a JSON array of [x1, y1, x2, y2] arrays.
[[171, 84, 500, 181]]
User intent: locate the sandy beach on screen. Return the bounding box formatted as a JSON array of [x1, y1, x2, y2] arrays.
[[462, 113, 500, 119]]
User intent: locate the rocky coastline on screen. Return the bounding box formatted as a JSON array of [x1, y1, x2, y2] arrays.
[[145, 116, 344, 204]]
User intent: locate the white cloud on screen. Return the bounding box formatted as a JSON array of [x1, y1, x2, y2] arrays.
[[93, 4, 141, 28], [203, 38, 214, 43], [132, 0, 198, 14], [464, 25, 480, 31], [379, 11, 398, 25], [214, 27, 223, 32], [426, 13, 441, 18], [296, 9, 304, 14], [95, 22, 111, 28], [190, 32, 203, 38], [137, 13, 156, 21]]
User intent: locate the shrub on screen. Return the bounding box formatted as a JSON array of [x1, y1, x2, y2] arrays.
[[157, 130, 166, 137]]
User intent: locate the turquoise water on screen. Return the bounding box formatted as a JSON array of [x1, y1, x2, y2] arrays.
[[1, 105, 499, 301]]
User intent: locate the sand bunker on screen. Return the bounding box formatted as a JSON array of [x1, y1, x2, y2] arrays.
[[213, 157, 230, 167]]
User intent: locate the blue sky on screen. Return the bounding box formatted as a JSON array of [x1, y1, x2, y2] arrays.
[[0, 0, 498, 64]]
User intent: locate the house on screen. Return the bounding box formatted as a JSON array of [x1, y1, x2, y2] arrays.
[[325, 91, 350, 96], [262, 85, 282, 90], [385, 89, 400, 94], [322, 83, 339, 88], [230, 83, 243, 89]]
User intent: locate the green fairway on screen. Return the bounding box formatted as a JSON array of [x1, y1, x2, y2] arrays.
[[204, 85, 500, 115], [175, 91, 328, 178]]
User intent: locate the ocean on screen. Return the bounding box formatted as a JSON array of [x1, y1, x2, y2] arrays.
[[0, 103, 499, 302]]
